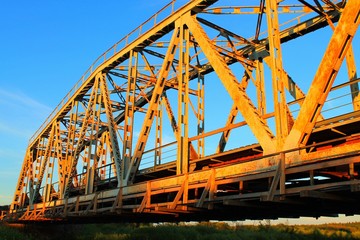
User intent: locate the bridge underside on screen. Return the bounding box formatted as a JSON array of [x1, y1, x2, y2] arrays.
[[7, 116, 360, 223], [3, 0, 360, 223], [7, 139, 360, 223]]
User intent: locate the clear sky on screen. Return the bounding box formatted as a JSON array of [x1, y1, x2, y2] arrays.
[[0, 0, 359, 224]]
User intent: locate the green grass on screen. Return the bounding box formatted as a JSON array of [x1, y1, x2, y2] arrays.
[[0, 224, 35, 240], [1, 221, 360, 240]]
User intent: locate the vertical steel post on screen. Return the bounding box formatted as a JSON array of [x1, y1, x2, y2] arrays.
[[345, 46, 360, 110], [177, 19, 190, 175], [123, 50, 138, 181], [265, 0, 288, 149], [155, 99, 163, 166], [256, 59, 266, 116], [197, 74, 205, 158]]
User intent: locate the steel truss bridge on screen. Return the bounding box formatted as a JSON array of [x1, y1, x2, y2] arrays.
[[2, 0, 360, 223]]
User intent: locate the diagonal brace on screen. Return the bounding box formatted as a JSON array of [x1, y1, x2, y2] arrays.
[[185, 15, 276, 154]]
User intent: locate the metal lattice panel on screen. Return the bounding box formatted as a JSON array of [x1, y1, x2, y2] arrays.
[[4, 0, 360, 223]]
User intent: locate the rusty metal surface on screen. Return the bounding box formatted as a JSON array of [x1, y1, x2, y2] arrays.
[[4, 0, 360, 223]]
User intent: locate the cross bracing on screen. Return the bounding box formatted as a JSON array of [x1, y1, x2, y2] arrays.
[[3, 0, 360, 222]]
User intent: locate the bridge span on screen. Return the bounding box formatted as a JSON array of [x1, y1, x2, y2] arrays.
[[2, 0, 360, 223]]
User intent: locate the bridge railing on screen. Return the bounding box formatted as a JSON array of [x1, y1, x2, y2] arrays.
[[140, 142, 178, 170], [96, 163, 117, 184], [29, 0, 184, 145], [288, 78, 360, 119]]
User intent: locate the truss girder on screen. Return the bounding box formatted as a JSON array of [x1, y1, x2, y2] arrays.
[[11, 150, 31, 211], [99, 73, 122, 186], [31, 123, 56, 204], [124, 26, 181, 184], [8, 0, 360, 222], [185, 14, 277, 154], [63, 77, 100, 197]]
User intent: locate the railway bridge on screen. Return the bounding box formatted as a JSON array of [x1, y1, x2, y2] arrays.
[[2, 0, 360, 223]]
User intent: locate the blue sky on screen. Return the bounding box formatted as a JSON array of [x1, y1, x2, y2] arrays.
[[0, 0, 359, 224]]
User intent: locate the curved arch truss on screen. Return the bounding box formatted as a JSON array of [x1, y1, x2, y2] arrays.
[[6, 0, 360, 222]]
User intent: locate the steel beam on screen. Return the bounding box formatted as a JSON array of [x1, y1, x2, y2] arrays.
[[177, 18, 190, 175], [186, 14, 276, 154], [125, 26, 181, 184], [7, 0, 360, 223], [284, 0, 360, 150]]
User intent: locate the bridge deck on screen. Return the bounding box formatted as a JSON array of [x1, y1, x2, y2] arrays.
[[5, 112, 360, 223]]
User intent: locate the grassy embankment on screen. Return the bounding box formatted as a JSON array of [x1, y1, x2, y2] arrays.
[[1, 221, 360, 240]]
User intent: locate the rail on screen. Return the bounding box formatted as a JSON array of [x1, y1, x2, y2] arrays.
[[28, 0, 183, 144]]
